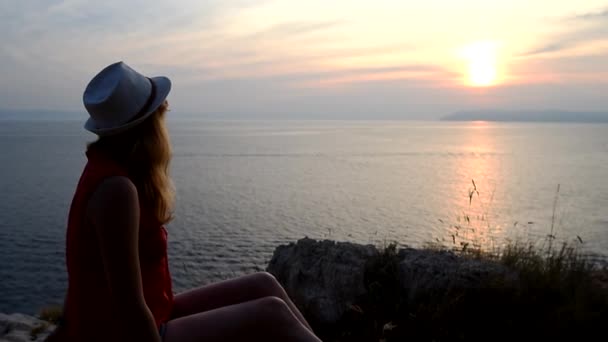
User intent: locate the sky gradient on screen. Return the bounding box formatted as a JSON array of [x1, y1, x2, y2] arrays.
[[1, 0, 607, 119]]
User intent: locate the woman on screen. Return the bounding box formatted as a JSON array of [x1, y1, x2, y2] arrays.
[[52, 62, 320, 341]]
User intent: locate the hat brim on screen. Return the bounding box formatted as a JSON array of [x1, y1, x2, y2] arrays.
[[84, 76, 171, 136]]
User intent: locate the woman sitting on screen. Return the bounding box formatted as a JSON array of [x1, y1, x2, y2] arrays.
[[49, 62, 320, 342]]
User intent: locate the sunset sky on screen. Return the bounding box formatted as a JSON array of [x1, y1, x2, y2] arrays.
[[1, 0, 607, 119]]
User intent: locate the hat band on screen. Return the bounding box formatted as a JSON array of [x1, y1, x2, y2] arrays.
[[127, 78, 158, 124]]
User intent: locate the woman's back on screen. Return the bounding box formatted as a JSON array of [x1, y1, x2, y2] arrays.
[[64, 149, 173, 340]]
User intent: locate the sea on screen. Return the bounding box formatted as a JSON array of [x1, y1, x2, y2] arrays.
[[1, 119, 607, 314]]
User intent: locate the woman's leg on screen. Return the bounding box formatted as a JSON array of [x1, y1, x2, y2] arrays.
[[163, 296, 321, 342], [171, 272, 312, 331]]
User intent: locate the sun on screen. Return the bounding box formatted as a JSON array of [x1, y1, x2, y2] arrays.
[[460, 41, 500, 87]]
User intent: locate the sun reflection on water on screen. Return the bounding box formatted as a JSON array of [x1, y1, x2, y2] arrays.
[[438, 122, 508, 252]]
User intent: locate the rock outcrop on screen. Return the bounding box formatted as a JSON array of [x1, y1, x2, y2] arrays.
[[267, 238, 377, 326], [267, 238, 513, 328], [0, 313, 55, 342]]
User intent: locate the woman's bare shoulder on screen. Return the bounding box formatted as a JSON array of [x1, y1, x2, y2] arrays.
[[87, 176, 139, 223]]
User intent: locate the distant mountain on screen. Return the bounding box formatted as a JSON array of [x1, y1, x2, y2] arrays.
[[0, 109, 83, 120], [442, 110, 608, 123]]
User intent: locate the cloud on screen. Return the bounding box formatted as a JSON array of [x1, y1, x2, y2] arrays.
[[520, 8, 608, 57], [520, 44, 567, 57], [0, 0, 263, 110], [573, 8, 608, 21], [112, 24, 419, 86], [509, 54, 608, 85], [245, 20, 344, 40], [287, 65, 456, 88], [155, 48, 449, 86], [0, 1, 429, 111], [271, 64, 448, 82]]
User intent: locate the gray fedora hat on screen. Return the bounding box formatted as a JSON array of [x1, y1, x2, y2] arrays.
[[83, 61, 171, 136]]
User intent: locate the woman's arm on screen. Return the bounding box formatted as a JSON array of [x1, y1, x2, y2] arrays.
[[88, 176, 161, 342]]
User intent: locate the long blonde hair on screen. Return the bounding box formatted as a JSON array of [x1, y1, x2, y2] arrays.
[[87, 101, 174, 224]]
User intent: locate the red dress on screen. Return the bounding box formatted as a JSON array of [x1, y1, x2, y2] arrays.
[[63, 150, 173, 340]]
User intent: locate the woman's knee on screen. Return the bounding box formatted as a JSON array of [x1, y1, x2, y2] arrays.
[[250, 272, 284, 295], [255, 296, 293, 321], [254, 297, 313, 339]]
